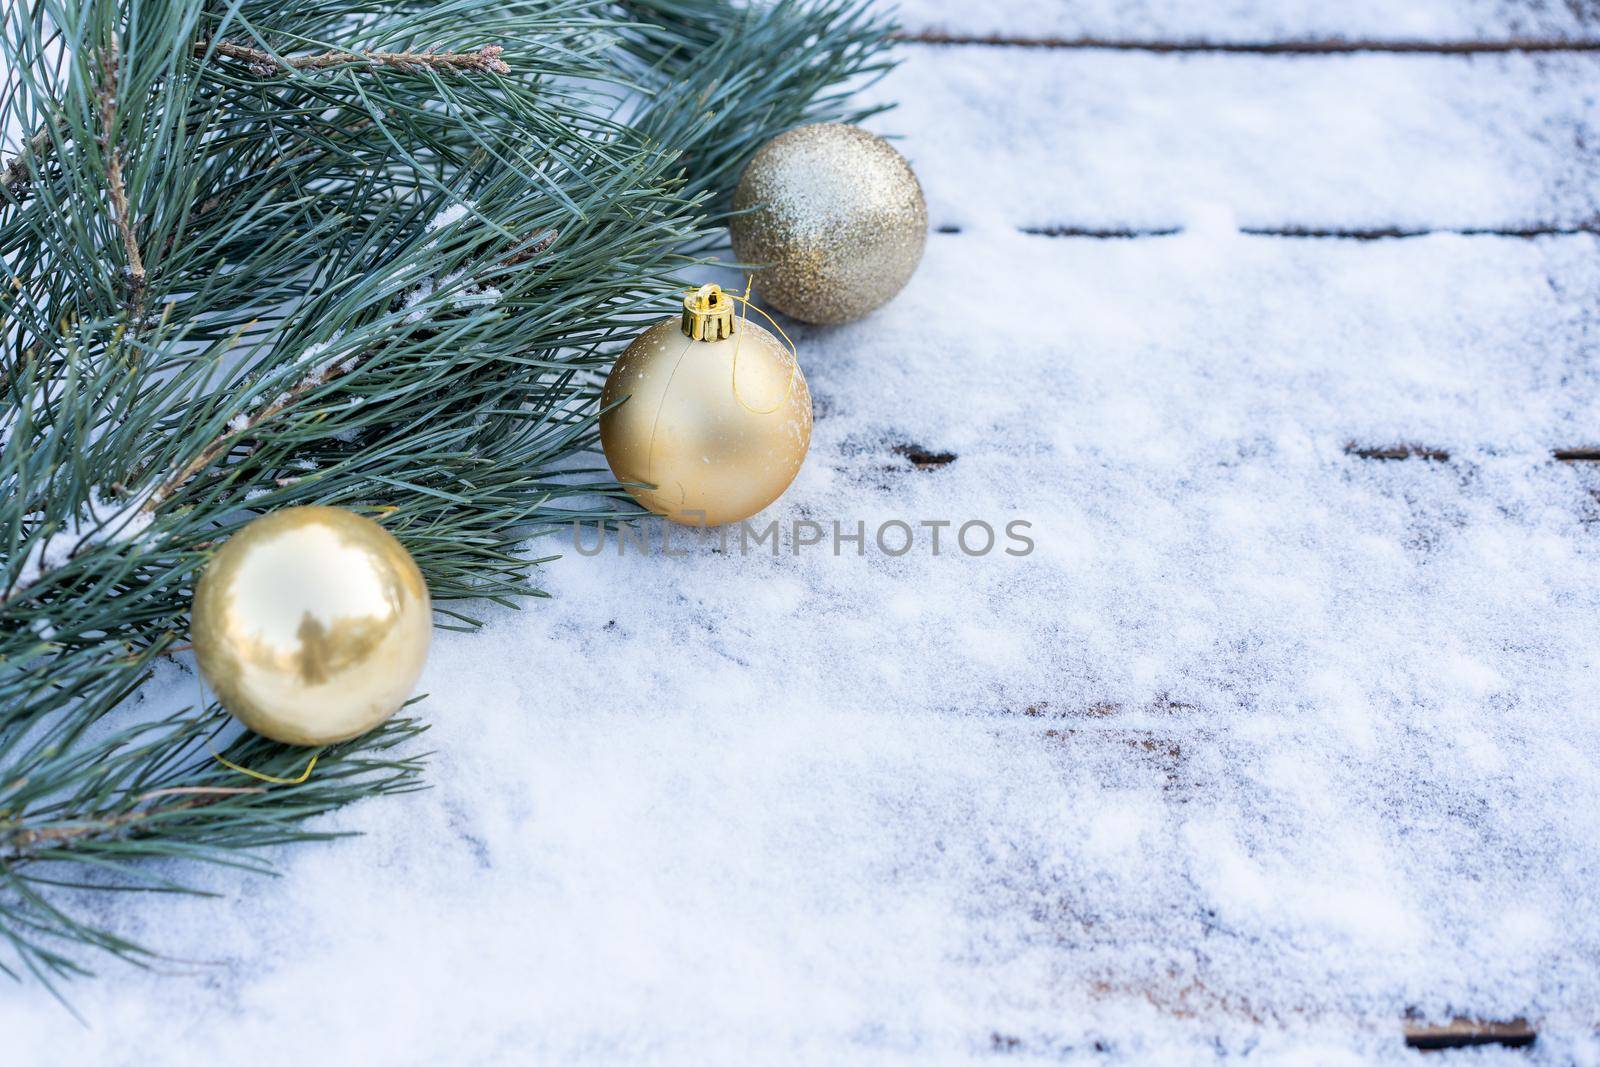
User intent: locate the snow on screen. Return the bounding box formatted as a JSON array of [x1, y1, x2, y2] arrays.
[[425, 201, 475, 233], [10, 486, 158, 594], [893, 0, 1600, 42], [241, 337, 366, 415], [402, 268, 504, 323], [9, 11, 1600, 1066]]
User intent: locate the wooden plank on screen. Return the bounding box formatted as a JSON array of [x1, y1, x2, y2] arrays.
[[898, 32, 1600, 54], [889, 0, 1600, 46], [878, 48, 1600, 233], [822, 233, 1600, 475]]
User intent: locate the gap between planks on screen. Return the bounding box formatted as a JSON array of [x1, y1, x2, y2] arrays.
[[1404, 1017, 1537, 1051], [895, 31, 1600, 55], [990, 1018, 1538, 1053], [1347, 444, 1600, 462], [989, 1017, 1539, 1054], [932, 225, 1600, 240], [871, 442, 1600, 468]]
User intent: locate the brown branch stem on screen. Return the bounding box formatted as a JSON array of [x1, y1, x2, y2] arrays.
[[0, 787, 264, 863], [97, 36, 145, 300], [1, 120, 60, 205], [146, 351, 362, 511], [199, 39, 510, 76], [501, 227, 559, 266]]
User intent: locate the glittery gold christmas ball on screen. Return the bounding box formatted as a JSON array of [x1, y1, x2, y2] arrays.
[[730, 123, 927, 325], [191, 505, 432, 746], [601, 284, 812, 526]]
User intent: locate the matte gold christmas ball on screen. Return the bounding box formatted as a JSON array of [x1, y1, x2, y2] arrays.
[[730, 123, 926, 325], [191, 505, 431, 746], [600, 284, 812, 526]]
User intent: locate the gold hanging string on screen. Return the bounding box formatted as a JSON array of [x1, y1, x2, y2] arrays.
[[193, 670, 320, 784], [209, 743, 320, 784], [705, 278, 802, 416]]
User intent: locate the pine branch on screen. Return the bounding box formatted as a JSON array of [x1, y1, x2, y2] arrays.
[[2, 31, 509, 206], [0, 0, 897, 993]]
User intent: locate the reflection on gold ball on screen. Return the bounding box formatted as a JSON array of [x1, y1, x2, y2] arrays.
[[600, 294, 812, 527], [191, 506, 431, 746], [730, 123, 927, 325]]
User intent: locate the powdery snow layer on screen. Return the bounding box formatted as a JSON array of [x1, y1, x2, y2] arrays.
[[9, 14, 1600, 1062], [6, 223, 1600, 1062], [893, 0, 1600, 43], [877, 48, 1600, 233]]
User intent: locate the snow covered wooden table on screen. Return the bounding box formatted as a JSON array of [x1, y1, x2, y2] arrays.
[[9, 2, 1600, 1062]]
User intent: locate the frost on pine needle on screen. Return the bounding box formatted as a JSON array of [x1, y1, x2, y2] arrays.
[[400, 277, 436, 324], [401, 270, 504, 325], [237, 336, 362, 422], [298, 340, 359, 386]]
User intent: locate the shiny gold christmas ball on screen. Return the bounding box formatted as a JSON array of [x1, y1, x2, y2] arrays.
[[191, 505, 431, 746], [600, 284, 812, 526], [730, 123, 927, 325]]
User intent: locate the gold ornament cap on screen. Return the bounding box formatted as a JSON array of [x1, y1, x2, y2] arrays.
[[681, 283, 736, 341]]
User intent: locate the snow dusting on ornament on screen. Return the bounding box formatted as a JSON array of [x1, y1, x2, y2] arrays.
[[731, 123, 926, 324]]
